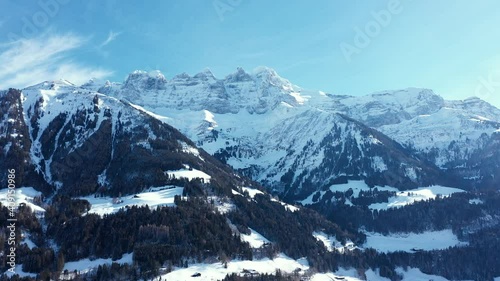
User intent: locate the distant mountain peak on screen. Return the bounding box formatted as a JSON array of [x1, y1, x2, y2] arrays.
[[193, 68, 216, 80], [123, 70, 167, 91], [252, 66, 278, 76], [225, 67, 253, 83]]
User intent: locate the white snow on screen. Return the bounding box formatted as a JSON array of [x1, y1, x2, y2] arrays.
[[271, 198, 299, 212], [301, 180, 398, 205], [166, 168, 211, 182], [155, 254, 308, 281], [395, 267, 450, 281], [80, 186, 184, 216], [312, 231, 342, 252], [3, 265, 37, 278], [62, 252, 133, 275], [21, 233, 37, 249], [369, 185, 465, 210], [469, 198, 484, 204], [0, 187, 45, 213], [179, 141, 203, 158], [371, 156, 387, 171], [241, 187, 265, 198], [240, 228, 270, 248], [310, 268, 387, 281], [290, 92, 308, 104], [364, 229, 468, 253], [208, 196, 235, 214], [310, 272, 363, 281], [203, 109, 217, 125]]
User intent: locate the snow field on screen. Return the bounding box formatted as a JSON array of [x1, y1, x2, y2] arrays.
[[80, 186, 184, 216]]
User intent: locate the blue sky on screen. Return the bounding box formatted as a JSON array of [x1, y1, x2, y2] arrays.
[[1, 0, 499, 107]]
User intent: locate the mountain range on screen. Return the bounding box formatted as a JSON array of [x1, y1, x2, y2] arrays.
[[89, 67, 499, 198], [1, 67, 500, 280]]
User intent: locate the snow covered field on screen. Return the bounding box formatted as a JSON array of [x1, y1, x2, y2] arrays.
[[364, 229, 468, 253], [62, 253, 133, 275], [301, 180, 395, 205], [369, 186, 465, 210], [80, 186, 184, 216], [166, 167, 211, 182], [312, 231, 343, 252], [301, 180, 465, 210], [310, 267, 453, 281], [240, 228, 270, 248], [156, 263, 453, 281], [3, 266, 37, 278], [233, 186, 299, 212], [241, 187, 264, 198], [154, 254, 308, 281], [0, 187, 45, 213]]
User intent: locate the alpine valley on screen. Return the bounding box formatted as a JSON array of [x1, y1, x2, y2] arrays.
[[1, 67, 500, 281]]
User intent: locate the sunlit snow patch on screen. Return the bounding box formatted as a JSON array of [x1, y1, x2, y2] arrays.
[[241, 187, 265, 198], [271, 198, 299, 212], [301, 180, 397, 205], [128, 102, 172, 122], [369, 185, 465, 210], [0, 187, 45, 213], [241, 228, 270, 248], [364, 229, 468, 253], [61, 253, 133, 277], [469, 198, 484, 204], [80, 186, 184, 216], [395, 267, 451, 281], [312, 231, 342, 252], [155, 254, 308, 281], [310, 268, 389, 281], [166, 166, 211, 182]]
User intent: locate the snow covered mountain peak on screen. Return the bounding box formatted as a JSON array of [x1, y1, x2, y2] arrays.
[[445, 96, 500, 121], [225, 66, 250, 80], [314, 88, 446, 128], [24, 79, 76, 91], [103, 67, 306, 114], [252, 66, 277, 75], [193, 68, 216, 80], [123, 70, 167, 91]]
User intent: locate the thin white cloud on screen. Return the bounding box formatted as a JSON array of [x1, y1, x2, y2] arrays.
[[0, 33, 112, 89], [99, 30, 122, 48]]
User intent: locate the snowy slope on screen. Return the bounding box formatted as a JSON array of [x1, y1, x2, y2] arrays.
[[79, 186, 184, 216], [363, 229, 468, 253], [155, 254, 308, 281], [0, 187, 44, 213]]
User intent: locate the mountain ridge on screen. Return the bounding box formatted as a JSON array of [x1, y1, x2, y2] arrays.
[[2, 67, 499, 199], [85, 68, 499, 196]]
